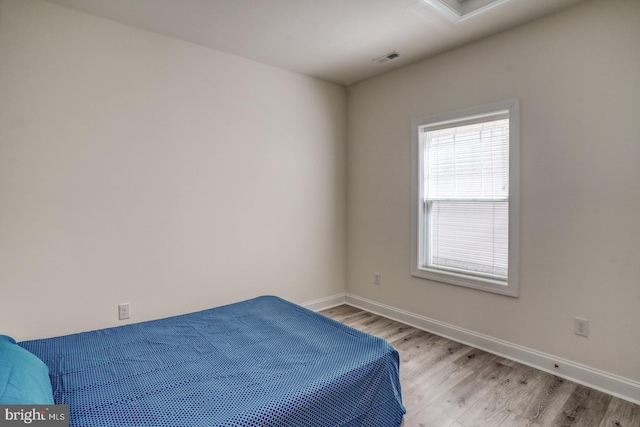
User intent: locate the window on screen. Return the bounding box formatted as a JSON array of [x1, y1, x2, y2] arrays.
[[411, 99, 519, 296]]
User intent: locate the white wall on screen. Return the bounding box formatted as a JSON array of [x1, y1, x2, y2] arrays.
[[0, 0, 347, 340], [347, 0, 640, 383], [3, 0, 639, 392]]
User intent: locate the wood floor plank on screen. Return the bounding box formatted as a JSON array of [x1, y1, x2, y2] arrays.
[[319, 305, 640, 427], [358, 316, 398, 335], [403, 337, 468, 376], [338, 310, 375, 327], [455, 363, 541, 426], [458, 364, 578, 427], [320, 305, 361, 323], [402, 346, 493, 415], [371, 321, 418, 343], [405, 355, 513, 427], [393, 331, 444, 370], [550, 385, 612, 426], [484, 412, 535, 427], [518, 373, 575, 427], [598, 396, 640, 427]]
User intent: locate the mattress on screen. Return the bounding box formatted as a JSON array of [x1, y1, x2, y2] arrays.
[[20, 296, 406, 426]]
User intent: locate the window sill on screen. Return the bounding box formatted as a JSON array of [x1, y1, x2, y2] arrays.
[[411, 266, 518, 297]]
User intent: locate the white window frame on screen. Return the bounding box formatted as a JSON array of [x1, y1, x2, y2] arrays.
[[411, 99, 520, 297]]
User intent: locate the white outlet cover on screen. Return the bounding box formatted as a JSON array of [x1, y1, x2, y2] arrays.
[[574, 317, 588, 337], [119, 303, 131, 320], [374, 273, 381, 285]]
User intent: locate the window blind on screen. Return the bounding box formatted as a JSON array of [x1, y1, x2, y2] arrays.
[[423, 116, 509, 280]]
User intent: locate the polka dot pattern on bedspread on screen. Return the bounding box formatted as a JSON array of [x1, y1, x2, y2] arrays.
[[20, 296, 406, 427]]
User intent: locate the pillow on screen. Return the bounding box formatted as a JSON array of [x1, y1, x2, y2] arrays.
[[0, 335, 54, 404]]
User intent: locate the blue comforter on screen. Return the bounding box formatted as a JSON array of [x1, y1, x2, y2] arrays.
[[20, 296, 405, 426]]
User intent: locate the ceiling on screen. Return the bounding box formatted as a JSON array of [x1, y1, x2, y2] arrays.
[[42, 0, 589, 86]]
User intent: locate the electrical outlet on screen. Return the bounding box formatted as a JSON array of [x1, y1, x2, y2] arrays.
[[119, 303, 130, 320], [574, 317, 588, 337], [374, 273, 381, 285]]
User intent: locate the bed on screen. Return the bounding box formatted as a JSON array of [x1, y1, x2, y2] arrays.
[[17, 296, 406, 426]]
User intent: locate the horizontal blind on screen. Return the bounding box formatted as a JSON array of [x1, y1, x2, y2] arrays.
[[423, 117, 509, 280]]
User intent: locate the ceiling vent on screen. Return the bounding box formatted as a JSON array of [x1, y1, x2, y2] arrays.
[[419, 0, 512, 23], [373, 51, 400, 65]]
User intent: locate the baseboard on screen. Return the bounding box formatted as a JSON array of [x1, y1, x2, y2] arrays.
[[345, 293, 640, 405], [300, 293, 346, 312]]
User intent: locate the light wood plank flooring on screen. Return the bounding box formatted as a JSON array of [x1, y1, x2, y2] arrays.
[[319, 305, 640, 427]]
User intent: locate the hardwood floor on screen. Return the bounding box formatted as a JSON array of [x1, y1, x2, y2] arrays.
[[319, 305, 640, 427]]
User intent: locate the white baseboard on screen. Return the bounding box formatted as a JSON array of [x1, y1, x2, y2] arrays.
[[344, 293, 640, 405], [300, 293, 346, 312]]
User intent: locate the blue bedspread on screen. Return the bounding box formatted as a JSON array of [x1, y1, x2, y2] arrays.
[[20, 296, 405, 426]]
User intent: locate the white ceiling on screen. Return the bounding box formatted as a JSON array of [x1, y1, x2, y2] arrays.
[[42, 0, 589, 86]]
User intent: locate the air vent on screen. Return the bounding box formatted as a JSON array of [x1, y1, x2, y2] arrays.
[[373, 51, 400, 65], [419, 0, 512, 22]]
